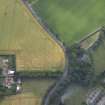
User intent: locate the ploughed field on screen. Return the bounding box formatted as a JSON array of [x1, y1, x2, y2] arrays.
[[30, 0, 105, 45], [0, 80, 55, 105], [0, 0, 65, 71]]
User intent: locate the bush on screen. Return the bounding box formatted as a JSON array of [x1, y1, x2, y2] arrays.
[[17, 70, 63, 79]]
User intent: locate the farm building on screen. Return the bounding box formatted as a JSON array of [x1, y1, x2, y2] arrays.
[[97, 96, 105, 105], [0, 55, 21, 92], [86, 88, 104, 105]]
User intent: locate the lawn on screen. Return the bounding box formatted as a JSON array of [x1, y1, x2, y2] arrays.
[[30, 0, 105, 46], [0, 79, 55, 105], [0, 0, 65, 71]]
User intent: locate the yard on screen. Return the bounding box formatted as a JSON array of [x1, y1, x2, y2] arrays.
[[0, 79, 55, 105], [0, 0, 65, 71], [30, 0, 105, 46]]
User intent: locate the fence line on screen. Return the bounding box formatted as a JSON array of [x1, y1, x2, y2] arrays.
[[78, 27, 103, 44]]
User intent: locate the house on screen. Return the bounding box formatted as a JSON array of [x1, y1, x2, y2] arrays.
[[2, 67, 8, 76], [0, 57, 15, 89], [8, 70, 15, 75], [0, 55, 22, 93], [2, 59, 8, 63]]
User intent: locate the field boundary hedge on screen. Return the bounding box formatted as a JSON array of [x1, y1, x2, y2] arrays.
[[17, 70, 63, 79]]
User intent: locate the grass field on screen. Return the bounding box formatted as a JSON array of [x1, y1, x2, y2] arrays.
[[63, 86, 88, 105], [91, 36, 105, 75], [30, 0, 105, 45], [64, 86, 105, 105], [0, 0, 65, 71], [0, 80, 54, 105]]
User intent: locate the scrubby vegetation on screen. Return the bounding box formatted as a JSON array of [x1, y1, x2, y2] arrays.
[[66, 44, 94, 86], [17, 70, 62, 79]]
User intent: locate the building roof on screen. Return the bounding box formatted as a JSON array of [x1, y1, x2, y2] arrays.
[[2, 59, 8, 63], [8, 70, 15, 75], [16, 85, 21, 92]]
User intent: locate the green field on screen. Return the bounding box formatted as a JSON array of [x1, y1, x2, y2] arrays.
[[30, 0, 105, 45], [62, 86, 88, 105], [63, 85, 104, 105], [91, 36, 105, 75], [0, 0, 65, 71], [0, 80, 54, 105]]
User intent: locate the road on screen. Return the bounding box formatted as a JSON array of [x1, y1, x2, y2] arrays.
[[21, 1, 71, 105]]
